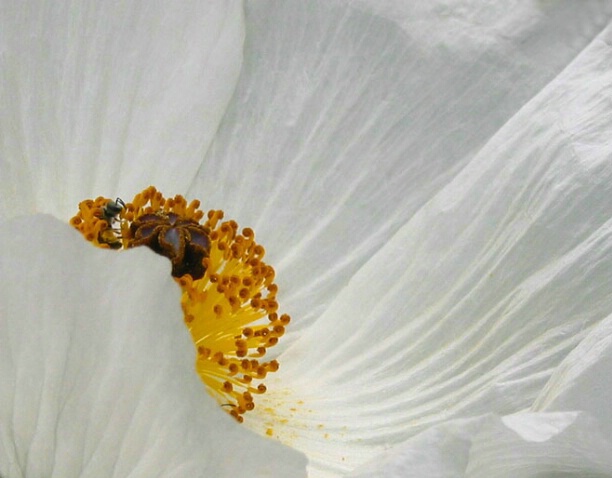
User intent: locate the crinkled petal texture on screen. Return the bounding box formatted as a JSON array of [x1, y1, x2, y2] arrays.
[[0, 216, 307, 478], [0, 0, 244, 220], [349, 412, 612, 478], [191, 0, 612, 340], [216, 4, 612, 477], [534, 312, 612, 436]]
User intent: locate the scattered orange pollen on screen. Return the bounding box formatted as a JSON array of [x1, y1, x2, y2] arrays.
[[70, 186, 290, 422]]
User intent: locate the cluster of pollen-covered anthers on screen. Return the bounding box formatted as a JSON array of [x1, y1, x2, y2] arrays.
[[70, 186, 289, 422]]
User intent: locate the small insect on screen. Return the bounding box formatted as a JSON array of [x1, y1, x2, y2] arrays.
[[100, 197, 126, 224], [96, 197, 126, 249], [129, 212, 211, 279]]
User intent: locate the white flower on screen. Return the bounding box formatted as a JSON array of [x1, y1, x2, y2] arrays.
[[2, 1, 612, 477]]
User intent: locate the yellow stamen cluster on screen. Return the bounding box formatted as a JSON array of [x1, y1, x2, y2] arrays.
[[126, 185, 205, 224], [70, 186, 289, 422], [178, 216, 289, 423], [69, 196, 126, 249]]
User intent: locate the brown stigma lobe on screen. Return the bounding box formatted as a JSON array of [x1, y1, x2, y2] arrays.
[[130, 212, 211, 280]]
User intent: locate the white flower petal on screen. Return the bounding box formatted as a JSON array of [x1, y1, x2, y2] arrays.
[[349, 412, 612, 478], [249, 15, 612, 477], [190, 0, 612, 336], [0, 215, 306, 477], [0, 1, 244, 220], [533, 313, 612, 438]]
